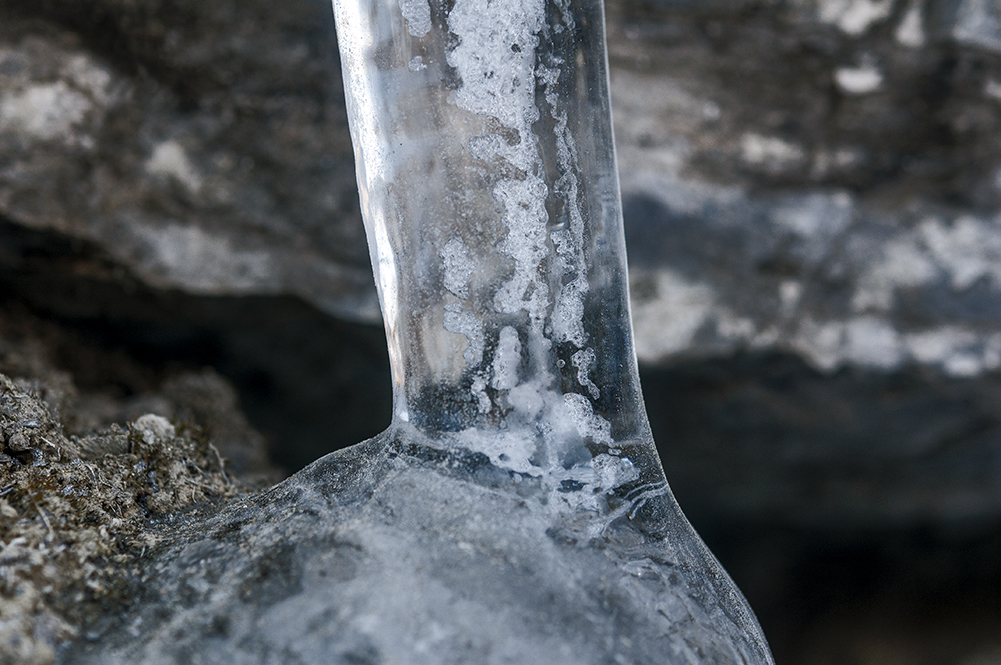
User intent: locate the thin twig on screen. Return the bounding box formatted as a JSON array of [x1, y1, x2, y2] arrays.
[[31, 496, 55, 541], [208, 443, 229, 484]]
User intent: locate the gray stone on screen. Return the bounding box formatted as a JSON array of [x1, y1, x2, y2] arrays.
[[953, 0, 1001, 54], [603, 0, 1001, 526], [0, 0, 377, 321], [606, 0, 1001, 373], [4, 0, 1001, 531]]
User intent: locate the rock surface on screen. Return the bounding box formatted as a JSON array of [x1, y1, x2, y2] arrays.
[[0, 318, 280, 664], [2, 0, 1001, 532], [3, 0, 1000, 360], [0, 0, 376, 321], [0, 374, 238, 665], [602, 0, 1001, 528], [610, 0, 1001, 374]]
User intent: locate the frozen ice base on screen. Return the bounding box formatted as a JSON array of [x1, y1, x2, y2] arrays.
[[65, 428, 771, 665]]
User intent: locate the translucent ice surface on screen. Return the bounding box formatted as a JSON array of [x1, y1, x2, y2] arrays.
[[63, 2, 775, 663], [328, 0, 776, 661], [335, 0, 653, 488]]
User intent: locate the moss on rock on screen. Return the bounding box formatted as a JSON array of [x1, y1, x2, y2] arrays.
[[0, 373, 248, 665]]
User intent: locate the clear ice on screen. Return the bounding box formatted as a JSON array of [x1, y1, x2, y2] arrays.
[[62, 1, 776, 663], [331, 0, 776, 660]]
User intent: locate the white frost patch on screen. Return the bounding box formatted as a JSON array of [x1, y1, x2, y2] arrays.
[[398, 0, 432, 37], [571, 348, 599, 400], [0, 82, 91, 140], [590, 454, 639, 493], [836, 65, 883, 94], [895, 0, 925, 48], [471, 375, 491, 414], [853, 235, 937, 311], [491, 326, 521, 391], [986, 80, 1001, 101], [819, 0, 893, 35], [146, 140, 203, 193], [953, 0, 1001, 55], [443, 303, 484, 366], [780, 280, 804, 314], [794, 316, 902, 370], [508, 383, 546, 420], [631, 270, 714, 361], [132, 223, 274, 293], [920, 216, 1001, 289], [447, 0, 543, 154], [448, 0, 553, 328], [440, 237, 474, 299], [454, 428, 540, 476], [771, 192, 853, 238], [408, 56, 427, 72], [492, 175, 551, 319], [740, 133, 805, 167], [562, 393, 612, 445]]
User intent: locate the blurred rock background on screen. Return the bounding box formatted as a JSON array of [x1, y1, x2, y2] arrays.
[[1, 0, 1000, 661]]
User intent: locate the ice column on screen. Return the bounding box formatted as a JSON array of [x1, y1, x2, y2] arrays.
[[335, 0, 647, 481], [332, 1, 774, 661]]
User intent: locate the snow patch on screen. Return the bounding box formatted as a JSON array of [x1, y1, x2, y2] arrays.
[[146, 140, 203, 193], [130, 223, 274, 293], [740, 133, 805, 167], [794, 317, 1001, 376], [920, 216, 1001, 290], [836, 65, 883, 94], [953, 0, 1001, 55], [819, 0, 893, 35], [794, 316, 902, 370], [398, 0, 432, 37], [895, 0, 925, 48], [0, 82, 91, 141], [771, 192, 853, 239], [631, 270, 715, 361], [853, 235, 937, 311], [986, 80, 1001, 101]]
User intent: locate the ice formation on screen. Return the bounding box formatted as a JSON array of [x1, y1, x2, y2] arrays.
[[65, 2, 775, 662], [336, 0, 645, 503], [328, 0, 775, 659]]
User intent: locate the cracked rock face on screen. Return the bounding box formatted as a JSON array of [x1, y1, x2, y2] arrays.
[[608, 0, 1001, 376], [3, 0, 1000, 360], [3, 0, 1001, 529], [2, 0, 1000, 373], [0, 0, 377, 321]]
